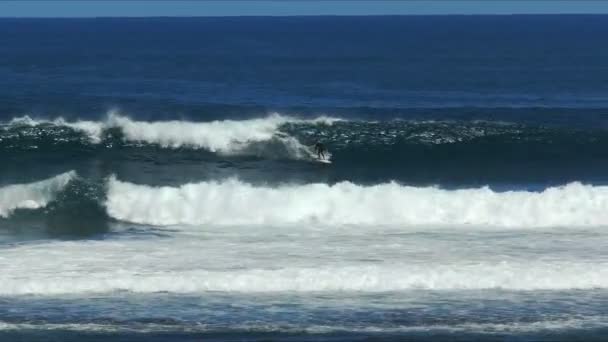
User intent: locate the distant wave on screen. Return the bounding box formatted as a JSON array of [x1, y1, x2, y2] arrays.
[[106, 177, 608, 228], [0, 171, 76, 218]]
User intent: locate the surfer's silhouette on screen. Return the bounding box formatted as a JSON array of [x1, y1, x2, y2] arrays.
[[314, 142, 327, 160]]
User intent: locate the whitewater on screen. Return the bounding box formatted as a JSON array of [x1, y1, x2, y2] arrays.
[[106, 177, 608, 228], [2, 171, 608, 297], [3, 15, 608, 341], [4, 171, 608, 229]]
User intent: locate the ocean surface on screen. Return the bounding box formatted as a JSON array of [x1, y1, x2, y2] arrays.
[[2, 15, 608, 341]]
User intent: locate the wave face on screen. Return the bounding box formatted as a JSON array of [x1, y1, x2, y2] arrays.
[[0, 171, 76, 218], [105, 177, 608, 228]]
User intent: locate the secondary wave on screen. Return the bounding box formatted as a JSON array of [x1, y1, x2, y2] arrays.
[[106, 177, 608, 228], [0, 171, 76, 218]]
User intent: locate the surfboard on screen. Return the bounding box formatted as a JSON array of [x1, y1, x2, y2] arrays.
[[310, 147, 332, 164]]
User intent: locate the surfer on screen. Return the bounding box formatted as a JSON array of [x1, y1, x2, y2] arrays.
[[314, 142, 327, 160]]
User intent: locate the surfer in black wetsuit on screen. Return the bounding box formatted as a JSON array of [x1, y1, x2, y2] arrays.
[[314, 142, 326, 159]]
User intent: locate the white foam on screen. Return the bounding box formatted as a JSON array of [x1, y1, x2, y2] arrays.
[[107, 113, 286, 151], [2, 261, 608, 295], [1, 222, 607, 295], [0, 171, 76, 218], [306, 115, 344, 125], [106, 177, 608, 228]]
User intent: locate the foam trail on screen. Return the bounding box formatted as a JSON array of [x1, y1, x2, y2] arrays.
[[0, 171, 76, 218], [106, 177, 608, 228], [2, 262, 608, 295]]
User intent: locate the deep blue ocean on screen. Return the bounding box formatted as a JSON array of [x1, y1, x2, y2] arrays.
[[2, 15, 608, 341]]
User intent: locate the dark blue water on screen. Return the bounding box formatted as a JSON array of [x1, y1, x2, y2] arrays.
[[2, 16, 608, 187], [2, 15, 608, 341], [2, 16, 608, 112]]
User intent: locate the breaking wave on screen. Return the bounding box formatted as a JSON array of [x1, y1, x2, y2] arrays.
[[106, 177, 608, 228], [2, 113, 340, 157], [5, 113, 608, 179], [0, 171, 77, 218], [5, 173, 608, 229]]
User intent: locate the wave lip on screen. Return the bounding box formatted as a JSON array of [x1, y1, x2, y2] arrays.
[[106, 177, 608, 228], [0, 171, 76, 218]]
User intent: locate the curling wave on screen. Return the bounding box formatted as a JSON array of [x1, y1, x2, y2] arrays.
[[0, 171, 77, 218], [106, 177, 608, 228]]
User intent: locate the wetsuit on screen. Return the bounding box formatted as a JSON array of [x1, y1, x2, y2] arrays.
[[314, 143, 326, 159]]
